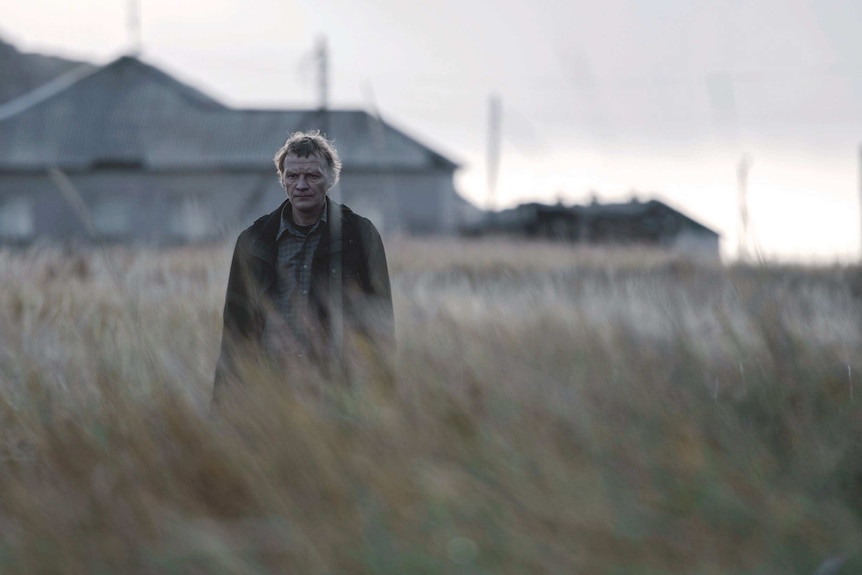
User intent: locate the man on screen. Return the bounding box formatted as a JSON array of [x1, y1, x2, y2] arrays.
[[213, 131, 393, 403]]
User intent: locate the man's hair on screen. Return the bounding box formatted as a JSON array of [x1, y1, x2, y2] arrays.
[[273, 130, 342, 188]]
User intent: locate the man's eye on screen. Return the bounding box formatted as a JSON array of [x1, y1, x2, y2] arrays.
[[308, 175, 320, 181], [285, 174, 299, 181]]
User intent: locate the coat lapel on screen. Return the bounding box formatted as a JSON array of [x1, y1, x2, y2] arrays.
[[316, 199, 356, 257], [244, 200, 285, 295]]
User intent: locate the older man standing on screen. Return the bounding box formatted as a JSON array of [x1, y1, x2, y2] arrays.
[[213, 131, 393, 403]]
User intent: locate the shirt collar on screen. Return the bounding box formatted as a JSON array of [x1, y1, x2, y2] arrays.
[[276, 198, 328, 242]]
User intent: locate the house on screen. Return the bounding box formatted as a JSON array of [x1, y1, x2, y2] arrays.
[[470, 198, 721, 258], [0, 54, 469, 244], [0, 38, 94, 105]]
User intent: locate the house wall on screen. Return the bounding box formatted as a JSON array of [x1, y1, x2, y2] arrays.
[[337, 170, 458, 235], [234, 169, 459, 235], [0, 167, 461, 243], [669, 228, 721, 259], [0, 170, 279, 243]]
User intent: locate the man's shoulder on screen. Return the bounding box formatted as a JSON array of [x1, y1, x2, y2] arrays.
[[338, 203, 380, 237], [232, 211, 278, 256], [244, 213, 272, 234], [237, 214, 268, 240], [238, 201, 285, 240]]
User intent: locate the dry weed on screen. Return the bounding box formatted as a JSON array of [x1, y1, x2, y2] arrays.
[[0, 238, 860, 574]]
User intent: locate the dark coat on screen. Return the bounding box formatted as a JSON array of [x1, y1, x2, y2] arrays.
[[213, 198, 393, 402]]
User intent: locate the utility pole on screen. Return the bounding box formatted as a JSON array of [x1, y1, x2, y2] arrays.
[[127, 0, 142, 56], [316, 36, 328, 112], [487, 93, 502, 210], [737, 154, 752, 261]]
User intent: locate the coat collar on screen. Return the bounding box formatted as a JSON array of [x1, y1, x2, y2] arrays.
[[244, 197, 355, 264]]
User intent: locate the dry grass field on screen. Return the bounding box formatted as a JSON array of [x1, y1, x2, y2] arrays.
[[1, 238, 861, 574]]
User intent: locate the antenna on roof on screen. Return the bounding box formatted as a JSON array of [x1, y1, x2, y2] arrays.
[[487, 93, 502, 210], [127, 0, 142, 56], [316, 36, 328, 111]]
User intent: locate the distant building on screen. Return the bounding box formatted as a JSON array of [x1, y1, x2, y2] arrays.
[[0, 54, 473, 244], [470, 198, 721, 258]]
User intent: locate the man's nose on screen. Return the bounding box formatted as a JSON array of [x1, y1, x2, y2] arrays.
[[296, 175, 309, 189]]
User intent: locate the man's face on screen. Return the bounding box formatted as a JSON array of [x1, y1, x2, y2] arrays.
[[280, 153, 331, 218]]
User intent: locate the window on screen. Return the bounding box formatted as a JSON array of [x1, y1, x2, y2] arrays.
[[0, 196, 34, 240], [170, 196, 211, 241], [92, 197, 131, 237]]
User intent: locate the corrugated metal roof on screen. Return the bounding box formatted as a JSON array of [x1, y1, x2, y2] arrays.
[[576, 199, 718, 235], [0, 56, 458, 172], [0, 38, 96, 105], [493, 199, 719, 236]]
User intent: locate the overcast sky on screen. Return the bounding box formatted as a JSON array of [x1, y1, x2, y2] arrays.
[[4, 0, 862, 260]]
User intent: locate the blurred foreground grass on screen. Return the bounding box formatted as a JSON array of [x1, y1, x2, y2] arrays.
[[0, 238, 861, 574]]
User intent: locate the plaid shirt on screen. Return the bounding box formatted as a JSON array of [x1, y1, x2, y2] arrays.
[[262, 202, 328, 358]]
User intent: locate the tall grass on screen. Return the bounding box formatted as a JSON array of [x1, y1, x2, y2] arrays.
[[0, 239, 860, 574]]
